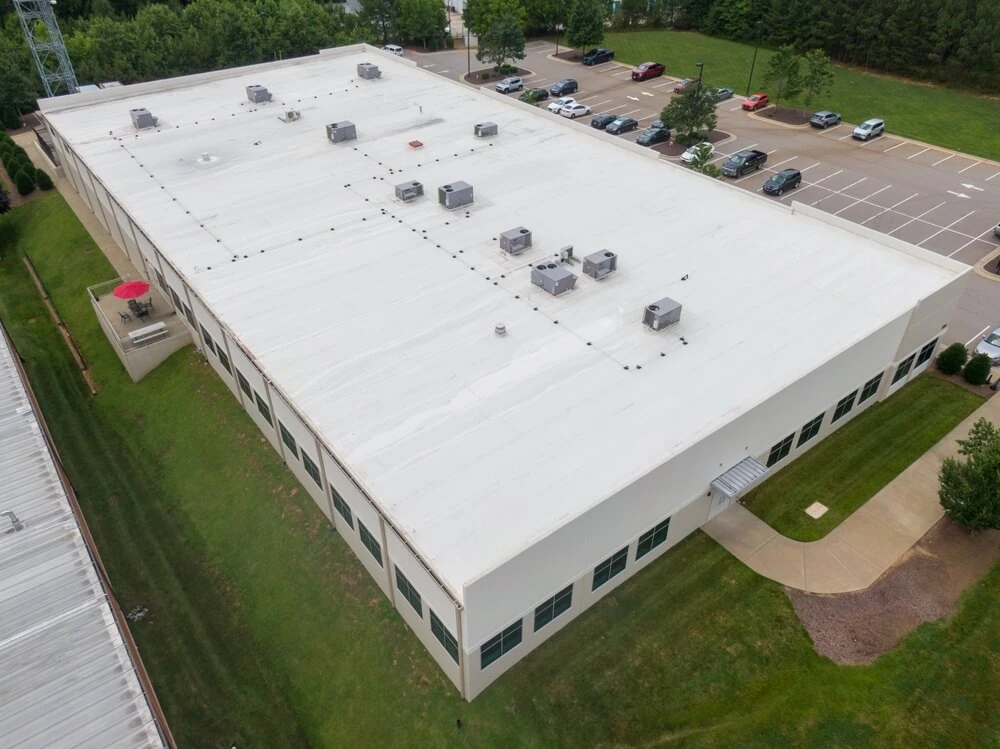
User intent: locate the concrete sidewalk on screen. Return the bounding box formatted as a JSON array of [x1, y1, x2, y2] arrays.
[[704, 391, 1000, 593]]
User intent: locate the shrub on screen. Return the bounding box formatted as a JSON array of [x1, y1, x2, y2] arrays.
[[445, 35, 455, 50], [962, 353, 992, 385], [939, 418, 1000, 531], [0, 185, 10, 215], [35, 168, 54, 191], [1, 105, 22, 130], [14, 168, 35, 196], [937, 342, 969, 375]]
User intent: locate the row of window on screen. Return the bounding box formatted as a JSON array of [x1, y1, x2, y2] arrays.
[[392, 566, 459, 663]]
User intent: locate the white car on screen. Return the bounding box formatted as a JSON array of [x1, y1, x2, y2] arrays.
[[680, 142, 715, 164], [548, 97, 577, 113], [383, 44, 404, 56], [852, 118, 885, 140], [559, 103, 592, 119]]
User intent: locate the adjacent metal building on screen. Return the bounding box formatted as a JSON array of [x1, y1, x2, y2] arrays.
[[37, 45, 969, 700]]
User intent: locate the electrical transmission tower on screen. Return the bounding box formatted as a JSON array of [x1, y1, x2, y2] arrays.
[[12, 0, 79, 97]]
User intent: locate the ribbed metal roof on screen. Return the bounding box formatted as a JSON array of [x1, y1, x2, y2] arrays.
[[711, 457, 770, 500], [0, 327, 167, 749]]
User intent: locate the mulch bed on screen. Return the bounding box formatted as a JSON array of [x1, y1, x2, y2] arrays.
[[984, 255, 1000, 276], [758, 106, 812, 126], [463, 67, 533, 85], [788, 517, 1000, 664], [554, 50, 582, 62], [657, 130, 732, 157], [929, 367, 998, 397]]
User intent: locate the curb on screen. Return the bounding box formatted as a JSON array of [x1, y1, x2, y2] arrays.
[[973, 245, 1000, 283], [546, 53, 582, 67], [747, 108, 810, 129]]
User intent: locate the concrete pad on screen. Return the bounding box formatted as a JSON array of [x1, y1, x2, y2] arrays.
[[835, 510, 915, 569], [805, 502, 829, 519], [746, 537, 806, 589], [801, 543, 863, 593], [862, 485, 942, 541], [702, 504, 776, 560], [820, 537, 885, 590]]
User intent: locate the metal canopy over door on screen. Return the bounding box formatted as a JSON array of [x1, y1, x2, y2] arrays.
[[707, 457, 769, 519]]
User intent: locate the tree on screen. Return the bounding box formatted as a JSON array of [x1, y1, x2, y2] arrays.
[[659, 85, 718, 143], [464, 0, 526, 38], [962, 353, 992, 386], [801, 49, 834, 106], [762, 44, 803, 106], [35, 168, 54, 191], [565, 0, 604, 51], [359, 0, 400, 46], [398, 0, 447, 49], [937, 342, 969, 375], [476, 15, 525, 70], [688, 142, 723, 178], [939, 417, 1000, 531], [0, 184, 10, 215]]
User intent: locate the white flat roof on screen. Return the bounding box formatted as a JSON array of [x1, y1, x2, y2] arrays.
[[42, 47, 963, 597], [0, 328, 166, 748]]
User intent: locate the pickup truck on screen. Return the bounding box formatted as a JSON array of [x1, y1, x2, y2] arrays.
[[722, 149, 767, 178]]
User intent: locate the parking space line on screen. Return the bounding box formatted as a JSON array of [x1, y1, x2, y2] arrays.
[[860, 192, 917, 224], [798, 163, 821, 172], [735, 169, 766, 183], [907, 147, 931, 160], [933, 154, 954, 166], [959, 161, 981, 174], [769, 156, 796, 168], [729, 105, 743, 112], [618, 108, 641, 117], [838, 133, 855, 141], [604, 104, 628, 112], [918, 210, 976, 246], [947, 228, 996, 258], [766, 149, 780, 155], [859, 136, 886, 147], [887, 201, 947, 235], [833, 185, 892, 215], [576, 95, 601, 102], [987, 171, 1000, 182], [808, 175, 858, 206], [612, 70, 636, 78], [883, 141, 907, 153], [652, 82, 673, 89], [589, 99, 612, 109], [812, 169, 844, 185], [965, 326, 991, 347]]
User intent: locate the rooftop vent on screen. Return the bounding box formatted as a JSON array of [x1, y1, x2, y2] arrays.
[[474, 122, 498, 138], [395, 180, 424, 202], [642, 296, 682, 331], [531, 262, 577, 296], [438, 181, 473, 209], [129, 108, 157, 130], [357, 62, 382, 80], [278, 109, 301, 123], [499, 227, 531, 255], [326, 121, 357, 143], [246, 84, 272, 103], [583, 250, 618, 280]]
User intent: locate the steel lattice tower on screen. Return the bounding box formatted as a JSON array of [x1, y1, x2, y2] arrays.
[[12, 0, 79, 97]]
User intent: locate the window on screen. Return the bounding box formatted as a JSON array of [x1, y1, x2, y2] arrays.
[[169, 287, 183, 311], [797, 414, 824, 447], [766, 433, 794, 467], [394, 567, 423, 617], [892, 354, 915, 384], [480, 619, 522, 669], [430, 610, 459, 663], [592, 546, 628, 591], [278, 421, 299, 460], [254, 391, 272, 426], [200, 325, 216, 355], [359, 522, 383, 566], [832, 390, 858, 422], [182, 303, 195, 328], [916, 339, 938, 367], [636, 518, 671, 560], [302, 452, 322, 487], [216, 349, 232, 374], [534, 584, 573, 632], [236, 369, 253, 399], [859, 373, 883, 404], [331, 488, 354, 528], [154, 269, 167, 292]]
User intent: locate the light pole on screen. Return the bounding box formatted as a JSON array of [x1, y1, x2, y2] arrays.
[[746, 21, 763, 96], [695, 62, 704, 94], [466, 26, 471, 78]]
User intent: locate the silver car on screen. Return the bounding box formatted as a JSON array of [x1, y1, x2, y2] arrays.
[[975, 328, 1000, 364]]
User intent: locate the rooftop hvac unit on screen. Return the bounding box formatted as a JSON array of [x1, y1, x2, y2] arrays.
[[438, 181, 473, 209], [583, 250, 618, 280], [642, 296, 682, 331], [278, 110, 301, 123], [474, 122, 498, 138], [357, 62, 382, 79], [326, 121, 357, 143], [499, 227, 532, 255], [395, 180, 424, 202], [246, 84, 272, 103], [531, 262, 577, 296], [129, 108, 157, 130]]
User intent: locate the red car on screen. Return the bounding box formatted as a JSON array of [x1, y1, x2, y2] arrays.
[[631, 62, 665, 82], [742, 92, 769, 111]]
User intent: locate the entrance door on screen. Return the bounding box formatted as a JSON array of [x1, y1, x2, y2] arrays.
[[707, 490, 735, 520]]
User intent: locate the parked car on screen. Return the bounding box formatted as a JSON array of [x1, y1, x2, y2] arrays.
[[853, 118, 885, 140], [712, 87, 734, 101], [549, 78, 578, 96], [975, 327, 1000, 364], [649, 117, 672, 131], [810, 110, 841, 128], [606, 117, 639, 135], [722, 149, 767, 177], [680, 142, 715, 164], [636, 127, 670, 146], [590, 113, 617, 130], [518, 87, 549, 103], [547, 96, 577, 113], [383, 44, 404, 56], [995, 220, 1000, 239], [560, 102, 592, 119], [673, 77, 697, 93], [582, 48, 614, 65], [495, 77, 523, 94], [742, 92, 769, 111], [631, 62, 665, 81], [762, 168, 803, 195]]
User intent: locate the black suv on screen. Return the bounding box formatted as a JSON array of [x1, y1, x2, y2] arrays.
[[549, 78, 578, 96], [582, 48, 614, 65], [590, 113, 617, 130], [762, 168, 802, 195]]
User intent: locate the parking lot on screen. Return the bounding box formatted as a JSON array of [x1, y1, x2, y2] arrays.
[[417, 41, 1000, 346]]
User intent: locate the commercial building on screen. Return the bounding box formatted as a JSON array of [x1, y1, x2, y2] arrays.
[[38, 46, 969, 699]]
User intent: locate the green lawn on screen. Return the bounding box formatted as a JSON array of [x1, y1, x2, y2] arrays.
[[2, 193, 1000, 747], [599, 30, 1000, 161], [743, 376, 983, 541]]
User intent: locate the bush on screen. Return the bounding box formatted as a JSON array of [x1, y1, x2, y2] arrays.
[[962, 353, 992, 385], [939, 418, 1000, 531], [14, 168, 35, 196], [445, 35, 455, 50], [35, 168, 54, 191], [1, 105, 22, 130], [0, 185, 10, 215], [937, 342, 969, 375], [496, 63, 518, 74]]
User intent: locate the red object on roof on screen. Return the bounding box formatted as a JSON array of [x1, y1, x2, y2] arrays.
[[113, 280, 151, 299], [409, 140, 423, 149]]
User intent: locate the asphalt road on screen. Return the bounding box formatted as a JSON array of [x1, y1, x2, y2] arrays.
[[412, 42, 1000, 347]]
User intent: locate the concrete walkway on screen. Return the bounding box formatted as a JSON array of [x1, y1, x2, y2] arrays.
[[704, 391, 1000, 593]]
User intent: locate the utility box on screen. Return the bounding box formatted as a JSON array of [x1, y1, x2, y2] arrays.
[[583, 250, 618, 280], [642, 296, 682, 331], [474, 122, 498, 138], [246, 84, 272, 103], [500, 227, 532, 255], [438, 181, 473, 209], [357, 62, 382, 79], [395, 180, 424, 202], [531, 262, 577, 296], [326, 121, 357, 143], [129, 108, 157, 129]]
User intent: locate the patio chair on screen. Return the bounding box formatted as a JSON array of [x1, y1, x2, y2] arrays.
[[118, 311, 132, 324], [143, 297, 154, 311]]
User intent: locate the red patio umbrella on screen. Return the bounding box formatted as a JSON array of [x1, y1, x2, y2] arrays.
[[113, 280, 151, 300]]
